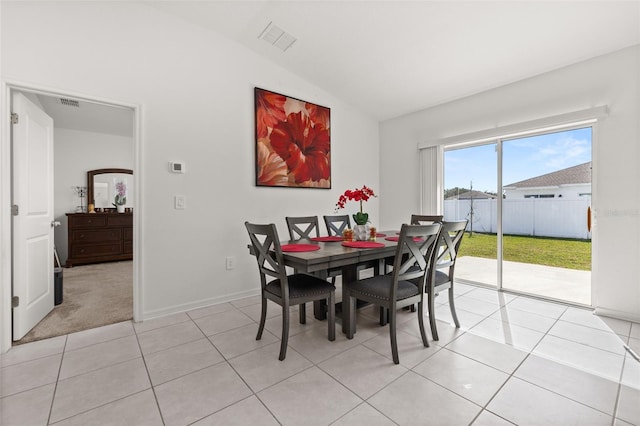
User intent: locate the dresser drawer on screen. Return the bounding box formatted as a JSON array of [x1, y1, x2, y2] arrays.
[[71, 229, 122, 243], [70, 243, 122, 258], [68, 215, 107, 228], [124, 240, 133, 254], [107, 215, 133, 227], [123, 227, 133, 242]]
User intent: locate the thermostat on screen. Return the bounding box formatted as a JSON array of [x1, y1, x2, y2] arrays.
[[170, 162, 185, 173]]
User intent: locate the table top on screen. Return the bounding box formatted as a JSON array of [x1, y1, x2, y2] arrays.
[[277, 230, 400, 273]]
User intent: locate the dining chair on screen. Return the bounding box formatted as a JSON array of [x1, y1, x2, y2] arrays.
[[285, 216, 320, 240], [343, 223, 441, 364], [426, 220, 468, 341], [392, 214, 444, 314], [410, 214, 444, 224], [285, 215, 322, 322], [323, 214, 350, 237], [245, 222, 335, 360], [382, 214, 442, 275]]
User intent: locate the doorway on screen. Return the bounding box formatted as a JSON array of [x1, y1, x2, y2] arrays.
[[6, 84, 140, 346], [443, 125, 593, 306]]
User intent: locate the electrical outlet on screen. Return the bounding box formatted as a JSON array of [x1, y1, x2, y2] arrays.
[[225, 256, 236, 270]]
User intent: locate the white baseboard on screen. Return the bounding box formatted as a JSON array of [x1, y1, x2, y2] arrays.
[[593, 307, 640, 324], [138, 288, 260, 322]]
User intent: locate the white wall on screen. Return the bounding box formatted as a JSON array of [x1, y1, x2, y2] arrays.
[[0, 0, 379, 349], [53, 128, 134, 264], [380, 45, 640, 322]]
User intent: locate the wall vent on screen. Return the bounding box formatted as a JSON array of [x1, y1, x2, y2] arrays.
[[58, 98, 80, 108], [258, 22, 297, 52]]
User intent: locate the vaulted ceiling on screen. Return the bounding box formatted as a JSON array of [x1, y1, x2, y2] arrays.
[[149, 1, 640, 121], [34, 1, 640, 134]]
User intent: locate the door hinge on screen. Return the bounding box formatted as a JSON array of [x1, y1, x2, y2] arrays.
[[12, 204, 19, 216], [11, 113, 18, 124], [12, 296, 19, 308]]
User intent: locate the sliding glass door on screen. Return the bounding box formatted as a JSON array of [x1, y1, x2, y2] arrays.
[[443, 126, 592, 305], [501, 127, 592, 304], [444, 143, 498, 287]]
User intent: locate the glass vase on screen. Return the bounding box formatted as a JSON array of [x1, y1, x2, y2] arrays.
[[354, 224, 369, 241]]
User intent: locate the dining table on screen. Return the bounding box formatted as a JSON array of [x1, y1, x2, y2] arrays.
[[268, 231, 401, 333]]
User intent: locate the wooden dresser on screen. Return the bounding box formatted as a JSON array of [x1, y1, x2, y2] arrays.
[[65, 212, 133, 267]]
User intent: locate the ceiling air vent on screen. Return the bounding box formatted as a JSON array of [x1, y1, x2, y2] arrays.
[[258, 22, 297, 52], [58, 98, 80, 108]]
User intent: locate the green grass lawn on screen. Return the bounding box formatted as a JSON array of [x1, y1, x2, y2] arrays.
[[458, 232, 591, 271]]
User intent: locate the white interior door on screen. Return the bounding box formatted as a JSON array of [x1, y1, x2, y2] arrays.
[[12, 92, 55, 340]]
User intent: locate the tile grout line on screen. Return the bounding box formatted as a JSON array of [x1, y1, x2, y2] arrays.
[[183, 311, 284, 425], [492, 304, 625, 421], [464, 304, 568, 425], [133, 321, 167, 426], [46, 334, 68, 426], [610, 347, 633, 425]]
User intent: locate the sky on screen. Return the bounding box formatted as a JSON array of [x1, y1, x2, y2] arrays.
[[444, 127, 592, 193]]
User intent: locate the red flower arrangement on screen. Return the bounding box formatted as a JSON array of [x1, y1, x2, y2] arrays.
[[335, 185, 376, 225]]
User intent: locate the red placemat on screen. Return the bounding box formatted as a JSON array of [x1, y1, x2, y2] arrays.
[[375, 233, 387, 237], [385, 236, 424, 242], [281, 244, 321, 252], [342, 241, 385, 249], [310, 236, 343, 242]]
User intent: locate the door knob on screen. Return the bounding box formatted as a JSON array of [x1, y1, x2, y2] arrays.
[[51, 221, 61, 227]]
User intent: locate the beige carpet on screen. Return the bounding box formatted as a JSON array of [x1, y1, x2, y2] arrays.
[[15, 261, 133, 345]]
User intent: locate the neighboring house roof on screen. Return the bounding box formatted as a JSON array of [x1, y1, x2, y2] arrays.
[[504, 162, 591, 189], [446, 190, 496, 200]]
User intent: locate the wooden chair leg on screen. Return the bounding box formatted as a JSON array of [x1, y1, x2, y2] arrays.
[[256, 295, 267, 340], [428, 291, 439, 341], [389, 307, 399, 364], [417, 300, 429, 347], [327, 292, 335, 341], [299, 303, 306, 324], [379, 306, 388, 326], [279, 306, 290, 361], [448, 287, 460, 328]]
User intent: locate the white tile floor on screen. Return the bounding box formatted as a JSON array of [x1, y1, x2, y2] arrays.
[[1, 283, 639, 425]]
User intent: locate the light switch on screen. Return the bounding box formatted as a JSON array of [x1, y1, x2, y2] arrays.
[[174, 195, 186, 210]]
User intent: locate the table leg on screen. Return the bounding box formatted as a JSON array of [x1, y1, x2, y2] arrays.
[[341, 264, 358, 334]]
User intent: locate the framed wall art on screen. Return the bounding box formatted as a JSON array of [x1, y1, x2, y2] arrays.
[[254, 87, 331, 188]]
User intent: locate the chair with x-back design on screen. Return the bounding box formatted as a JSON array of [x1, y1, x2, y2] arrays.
[[284, 216, 323, 323], [245, 222, 335, 360], [426, 220, 467, 340], [285, 216, 320, 240], [343, 223, 441, 364], [323, 215, 350, 237]]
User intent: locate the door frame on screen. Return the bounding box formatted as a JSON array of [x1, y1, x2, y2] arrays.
[[0, 80, 143, 353]]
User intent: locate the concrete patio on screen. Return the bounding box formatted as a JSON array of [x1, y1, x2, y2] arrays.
[[455, 256, 591, 306]]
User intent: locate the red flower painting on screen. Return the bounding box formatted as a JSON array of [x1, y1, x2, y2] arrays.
[[255, 88, 331, 188]]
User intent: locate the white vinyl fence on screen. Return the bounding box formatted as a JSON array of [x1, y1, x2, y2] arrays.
[[443, 198, 591, 240]]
